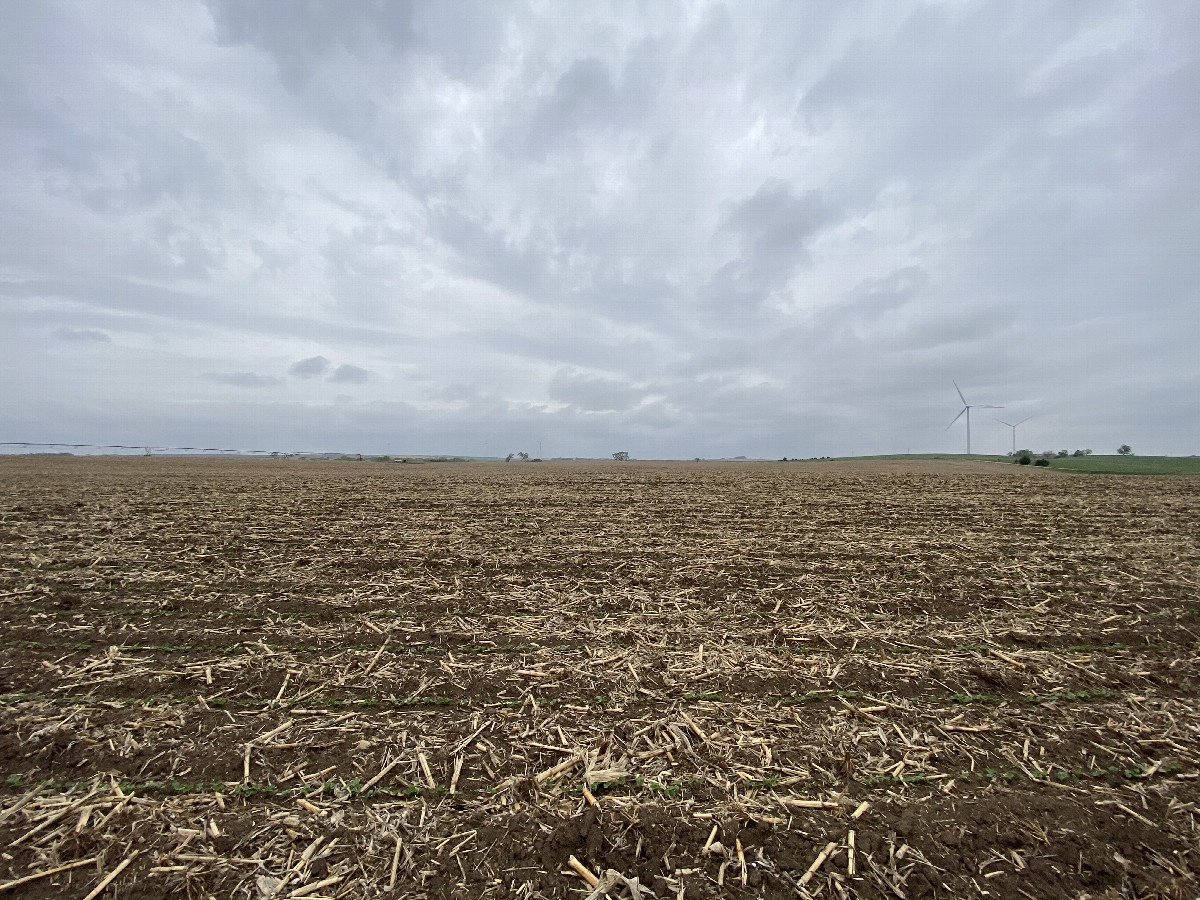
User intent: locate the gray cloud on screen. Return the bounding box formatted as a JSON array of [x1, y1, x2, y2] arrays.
[[207, 0, 510, 88], [1, 2, 1197, 457], [706, 181, 836, 311], [841, 267, 928, 319], [548, 370, 643, 412], [53, 327, 111, 343], [329, 364, 371, 384], [201, 372, 284, 388], [289, 356, 331, 379]]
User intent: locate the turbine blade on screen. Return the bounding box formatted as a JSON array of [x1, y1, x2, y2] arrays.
[[946, 407, 966, 430], [978, 405, 1003, 409], [953, 381, 967, 404], [1017, 416, 1033, 425], [996, 419, 1014, 427]]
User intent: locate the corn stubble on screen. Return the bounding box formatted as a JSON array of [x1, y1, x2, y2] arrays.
[[1, 455, 1198, 898]]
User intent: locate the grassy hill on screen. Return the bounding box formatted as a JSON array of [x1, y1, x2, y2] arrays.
[[1043, 455, 1200, 475], [820, 453, 1011, 464]]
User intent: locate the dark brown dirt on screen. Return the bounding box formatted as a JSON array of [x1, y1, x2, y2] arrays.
[[1, 455, 1198, 898]]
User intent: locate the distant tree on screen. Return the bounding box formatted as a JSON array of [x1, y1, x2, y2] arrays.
[[505, 453, 514, 462], [1056, 450, 1068, 458], [1034, 458, 1050, 467], [1017, 454, 1032, 465], [612, 451, 630, 461], [517, 451, 530, 461], [1117, 444, 1134, 456]]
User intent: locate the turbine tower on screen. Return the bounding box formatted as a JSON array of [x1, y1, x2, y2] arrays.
[[996, 416, 1032, 456], [946, 382, 1002, 455]]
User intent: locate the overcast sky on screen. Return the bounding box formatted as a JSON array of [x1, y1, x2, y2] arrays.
[[2, 1, 1197, 459]]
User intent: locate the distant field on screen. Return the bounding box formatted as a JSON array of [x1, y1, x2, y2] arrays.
[[823, 453, 1009, 464], [821, 453, 1200, 475], [1045, 454, 1200, 475]]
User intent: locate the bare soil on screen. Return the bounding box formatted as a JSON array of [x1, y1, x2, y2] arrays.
[[1, 455, 1197, 899]]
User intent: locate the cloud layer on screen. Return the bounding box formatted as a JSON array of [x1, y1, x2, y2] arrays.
[[2, 1, 1197, 457]]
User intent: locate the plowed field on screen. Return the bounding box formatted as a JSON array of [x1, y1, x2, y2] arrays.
[[1, 456, 1198, 899]]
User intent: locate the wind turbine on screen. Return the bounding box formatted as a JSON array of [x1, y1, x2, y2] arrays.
[[995, 416, 1032, 456], [946, 382, 1002, 455]]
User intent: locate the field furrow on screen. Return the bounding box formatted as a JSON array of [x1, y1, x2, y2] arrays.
[[1, 456, 1197, 899]]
